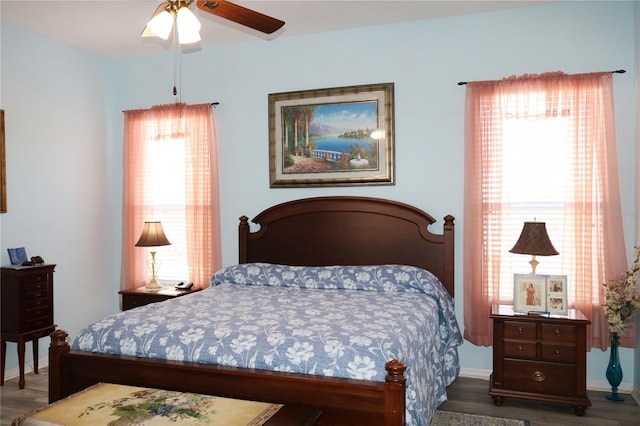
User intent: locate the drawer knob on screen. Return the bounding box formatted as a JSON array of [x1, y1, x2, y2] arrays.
[[517, 326, 524, 334], [554, 328, 561, 335], [555, 349, 561, 356], [532, 371, 545, 382], [517, 345, 523, 352]]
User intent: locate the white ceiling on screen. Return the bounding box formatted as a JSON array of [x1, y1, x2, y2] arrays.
[[0, 1, 555, 59]]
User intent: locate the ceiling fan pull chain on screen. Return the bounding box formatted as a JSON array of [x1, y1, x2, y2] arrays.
[[172, 23, 179, 98]]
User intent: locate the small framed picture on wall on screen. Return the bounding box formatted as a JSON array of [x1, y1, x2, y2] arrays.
[[513, 274, 547, 313], [546, 275, 568, 315]]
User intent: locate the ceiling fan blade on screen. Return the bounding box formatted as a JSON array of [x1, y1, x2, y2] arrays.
[[196, 0, 285, 34]]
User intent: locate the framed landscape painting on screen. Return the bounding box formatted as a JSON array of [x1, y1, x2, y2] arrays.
[[268, 83, 395, 187]]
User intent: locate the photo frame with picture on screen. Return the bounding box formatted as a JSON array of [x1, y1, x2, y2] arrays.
[[546, 275, 568, 315], [513, 273, 547, 313]]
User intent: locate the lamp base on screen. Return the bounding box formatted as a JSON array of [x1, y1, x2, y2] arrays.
[[529, 255, 539, 275], [145, 280, 162, 291]]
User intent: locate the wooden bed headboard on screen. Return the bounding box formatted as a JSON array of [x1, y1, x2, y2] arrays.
[[238, 196, 455, 296]]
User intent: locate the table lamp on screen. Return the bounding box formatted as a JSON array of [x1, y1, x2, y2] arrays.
[[135, 221, 171, 290], [509, 221, 558, 274]]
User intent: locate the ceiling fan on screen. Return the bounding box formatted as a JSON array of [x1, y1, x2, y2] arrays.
[[142, 0, 286, 44]]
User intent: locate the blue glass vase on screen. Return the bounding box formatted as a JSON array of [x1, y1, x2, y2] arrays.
[[605, 333, 624, 401]]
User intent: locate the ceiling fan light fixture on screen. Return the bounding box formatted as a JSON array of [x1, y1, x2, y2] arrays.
[[144, 10, 174, 40], [178, 29, 202, 44], [176, 6, 201, 44]]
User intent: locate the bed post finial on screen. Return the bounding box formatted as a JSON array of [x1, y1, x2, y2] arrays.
[[384, 359, 406, 426], [384, 359, 406, 383], [49, 329, 70, 403], [443, 215, 455, 297], [239, 215, 249, 264]]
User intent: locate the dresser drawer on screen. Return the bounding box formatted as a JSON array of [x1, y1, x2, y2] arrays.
[[25, 282, 51, 306], [24, 274, 49, 289], [503, 321, 537, 340], [541, 343, 576, 363], [504, 340, 537, 359], [503, 359, 576, 396], [24, 277, 49, 295], [25, 315, 53, 330], [541, 323, 576, 343]]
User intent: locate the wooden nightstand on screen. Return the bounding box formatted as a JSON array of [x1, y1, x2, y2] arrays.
[[119, 286, 202, 311], [489, 305, 591, 415]]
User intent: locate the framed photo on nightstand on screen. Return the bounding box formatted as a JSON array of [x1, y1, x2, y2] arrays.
[[513, 274, 547, 313], [546, 275, 568, 315]]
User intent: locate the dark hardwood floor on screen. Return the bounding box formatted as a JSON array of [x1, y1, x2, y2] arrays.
[[440, 376, 640, 426], [1, 369, 639, 425]]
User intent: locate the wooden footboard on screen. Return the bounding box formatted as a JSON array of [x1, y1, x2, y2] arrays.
[[50, 329, 406, 426]]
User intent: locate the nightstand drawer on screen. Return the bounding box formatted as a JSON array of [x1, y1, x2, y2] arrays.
[[503, 340, 537, 358], [503, 359, 576, 396], [120, 286, 203, 311], [503, 321, 537, 340], [541, 343, 575, 363], [541, 323, 576, 343], [121, 295, 167, 310]]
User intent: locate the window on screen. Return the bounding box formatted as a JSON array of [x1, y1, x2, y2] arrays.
[[143, 136, 188, 281], [462, 72, 629, 349], [121, 103, 222, 290], [491, 103, 569, 301]]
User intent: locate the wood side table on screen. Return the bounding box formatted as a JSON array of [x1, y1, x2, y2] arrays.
[[1, 264, 56, 389], [489, 304, 591, 415], [119, 285, 202, 311]]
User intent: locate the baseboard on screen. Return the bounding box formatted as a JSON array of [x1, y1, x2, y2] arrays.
[[459, 367, 635, 394], [2, 357, 49, 382]]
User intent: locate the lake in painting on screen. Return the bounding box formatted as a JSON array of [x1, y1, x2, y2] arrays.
[[315, 136, 374, 153]]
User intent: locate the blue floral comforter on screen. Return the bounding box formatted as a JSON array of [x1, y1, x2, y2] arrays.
[[72, 263, 462, 426]]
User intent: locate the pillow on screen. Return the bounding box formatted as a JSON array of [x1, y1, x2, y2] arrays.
[[211, 263, 447, 297]]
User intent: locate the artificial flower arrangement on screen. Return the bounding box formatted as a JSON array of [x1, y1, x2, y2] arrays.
[[603, 246, 640, 337]]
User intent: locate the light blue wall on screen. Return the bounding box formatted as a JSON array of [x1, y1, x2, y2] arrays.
[[0, 22, 117, 377], [1, 1, 637, 392]]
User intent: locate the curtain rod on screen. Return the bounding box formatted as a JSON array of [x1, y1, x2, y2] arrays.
[[457, 69, 626, 86], [122, 102, 219, 112]]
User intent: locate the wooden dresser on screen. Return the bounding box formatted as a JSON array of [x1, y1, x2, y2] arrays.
[[489, 305, 591, 415], [1, 264, 56, 389]]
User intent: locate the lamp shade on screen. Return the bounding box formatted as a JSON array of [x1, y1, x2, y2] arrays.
[[509, 222, 559, 256], [143, 10, 174, 40], [177, 6, 201, 44], [135, 222, 171, 247]]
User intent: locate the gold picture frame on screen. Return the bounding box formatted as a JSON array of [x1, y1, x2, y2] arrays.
[[1, 109, 6, 213], [268, 83, 395, 187]]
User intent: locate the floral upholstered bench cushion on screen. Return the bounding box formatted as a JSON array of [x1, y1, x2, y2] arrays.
[[12, 383, 283, 426]]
